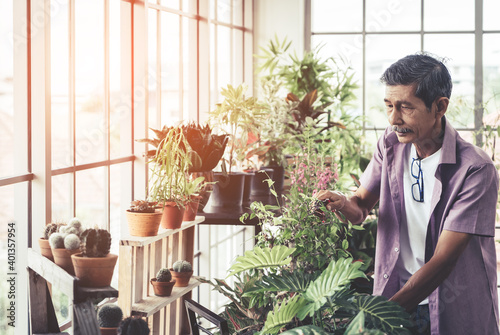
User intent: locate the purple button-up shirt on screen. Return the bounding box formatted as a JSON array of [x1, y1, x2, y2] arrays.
[[360, 118, 499, 334]]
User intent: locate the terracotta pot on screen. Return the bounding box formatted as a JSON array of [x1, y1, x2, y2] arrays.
[[170, 269, 193, 287], [191, 171, 214, 212], [183, 195, 201, 222], [161, 202, 185, 229], [52, 248, 81, 275], [38, 238, 54, 262], [71, 253, 118, 287], [150, 278, 176, 296], [126, 209, 163, 237], [100, 327, 118, 335]]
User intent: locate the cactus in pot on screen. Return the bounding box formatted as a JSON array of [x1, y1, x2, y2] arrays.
[[171, 260, 193, 287], [49, 219, 84, 275], [118, 317, 150, 335], [150, 267, 175, 296], [70, 227, 118, 287], [98, 303, 123, 328]]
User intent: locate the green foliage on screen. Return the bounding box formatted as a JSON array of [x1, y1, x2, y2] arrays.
[[80, 228, 111, 257], [280, 325, 332, 335], [128, 200, 157, 213], [298, 259, 366, 320], [209, 84, 267, 173], [257, 295, 308, 335], [148, 127, 198, 206], [228, 245, 296, 277], [343, 312, 385, 335]]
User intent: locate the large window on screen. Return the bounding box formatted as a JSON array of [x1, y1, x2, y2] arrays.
[[0, 0, 253, 333], [310, 0, 500, 149]]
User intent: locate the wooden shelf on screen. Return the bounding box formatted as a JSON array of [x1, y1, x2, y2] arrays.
[[120, 216, 205, 247], [131, 277, 203, 317]]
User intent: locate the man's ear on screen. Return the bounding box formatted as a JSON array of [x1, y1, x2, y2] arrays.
[[435, 97, 449, 118]]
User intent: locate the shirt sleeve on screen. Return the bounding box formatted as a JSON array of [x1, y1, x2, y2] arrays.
[[359, 128, 388, 197], [443, 162, 499, 236]]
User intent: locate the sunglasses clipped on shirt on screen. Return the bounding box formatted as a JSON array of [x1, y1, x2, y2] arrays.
[[411, 157, 424, 202]]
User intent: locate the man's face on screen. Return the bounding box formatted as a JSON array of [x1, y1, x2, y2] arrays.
[[384, 85, 442, 151]]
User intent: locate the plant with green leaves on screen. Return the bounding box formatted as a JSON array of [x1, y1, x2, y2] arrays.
[[202, 245, 411, 334], [148, 127, 205, 207], [256, 36, 358, 128], [208, 84, 267, 173]]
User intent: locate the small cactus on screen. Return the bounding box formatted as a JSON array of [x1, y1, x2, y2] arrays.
[[43, 223, 59, 240], [64, 234, 81, 250], [118, 317, 150, 335], [80, 228, 111, 257], [172, 260, 192, 272], [129, 200, 156, 213], [98, 304, 123, 328], [156, 268, 172, 282], [49, 233, 65, 249]]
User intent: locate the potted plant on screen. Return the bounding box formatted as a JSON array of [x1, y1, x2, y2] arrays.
[[71, 228, 118, 287], [97, 303, 123, 335], [170, 260, 193, 287], [118, 317, 150, 335], [150, 268, 176, 296], [208, 84, 266, 207], [125, 200, 163, 237], [49, 218, 84, 275], [149, 127, 202, 229], [39, 222, 65, 262]]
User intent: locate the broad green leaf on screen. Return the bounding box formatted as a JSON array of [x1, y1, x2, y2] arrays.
[[228, 245, 296, 277], [280, 325, 332, 335], [259, 295, 308, 335], [344, 311, 385, 335], [298, 258, 366, 320]]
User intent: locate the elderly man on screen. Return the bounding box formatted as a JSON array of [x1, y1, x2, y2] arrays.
[[316, 54, 499, 334]]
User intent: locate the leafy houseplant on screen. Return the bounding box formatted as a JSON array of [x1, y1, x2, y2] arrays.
[[98, 304, 123, 335], [71, 228, 118, 287], [148, 127, 204, 229], [170, 260, 193, 287], [49, 218, 84, 275], [201, 246, 411, 334], [125, 200, 163, 237], [150, 268, 175, 296]]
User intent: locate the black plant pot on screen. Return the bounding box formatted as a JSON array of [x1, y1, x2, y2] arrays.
[[242, 171, 255, 207], [251, 168, 274, 196], [211, 172, 245, 208]]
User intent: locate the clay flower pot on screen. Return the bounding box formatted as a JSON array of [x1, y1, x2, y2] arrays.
[[38, 238, 54, 262], [100, 327, 118, 335], [71, 253, 118, 287], [150, 278, 176, 296], [52, 248, 81, 275], [126, 209, 163, 237], [161, 202, 185, 229], [170, 269, 193, 287], [183, 195, 201, 222]]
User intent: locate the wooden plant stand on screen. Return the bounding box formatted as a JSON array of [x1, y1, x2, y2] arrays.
[[118, 216, 204, 334], [27, 248, 118, 335]]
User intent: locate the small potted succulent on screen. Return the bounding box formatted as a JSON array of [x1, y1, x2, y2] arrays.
[[98, 303, 123, 335], [39, 222, 65, 262], [118, 317, 150, 335], [71, 228, 118, 287], [49, 218, 84, 275], [150, 268, 176, 296], [170, 260, 193, 287], [125, 200, 163, 237]]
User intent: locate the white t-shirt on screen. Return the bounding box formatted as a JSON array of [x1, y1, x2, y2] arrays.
[[396, 144, 441, 305]]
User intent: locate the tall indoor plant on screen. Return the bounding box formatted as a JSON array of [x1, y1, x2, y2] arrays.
[[148, 127, 204, 229], [208, 84, 266, 207]]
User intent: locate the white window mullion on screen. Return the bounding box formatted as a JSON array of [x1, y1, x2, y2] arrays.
[[69, 0, 76, 216], [104, 0, 111, 229]]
